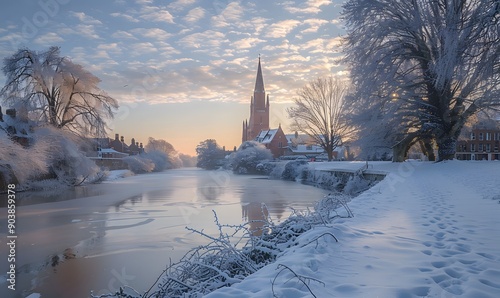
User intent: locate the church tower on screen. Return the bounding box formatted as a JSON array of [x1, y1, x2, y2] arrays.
[[242, 57, 270, 142]]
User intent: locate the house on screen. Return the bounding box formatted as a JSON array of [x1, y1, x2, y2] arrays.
[[284, 132, 347, 160], [254, 125, 287, 158], [456, 128, 500, 161]]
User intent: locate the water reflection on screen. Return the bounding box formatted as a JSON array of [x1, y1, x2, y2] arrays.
[[196, 170, 231, 202], [242, 202, 269, 236], [0, 168, 328, 298]]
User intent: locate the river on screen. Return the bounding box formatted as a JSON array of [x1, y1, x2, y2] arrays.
[[0, 168, 329, 298]]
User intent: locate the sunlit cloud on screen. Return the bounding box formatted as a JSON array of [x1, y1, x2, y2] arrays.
[[97, 43, 122, 55], [232, 37, 266, 49], [284, 0, 332, 14], [211, 1, 244, 28], [178, 30, 226, 49], [168, 0, 197, 11], [131, 28, 172, 41], [301, 19, 329, 33], [110, 12, 139, 23], [265, 20, 301, 38], [184, 7, 206, 23], [140, 7, 175, 24], [111, 30, 137, 39], [130, 42, 158, 55]]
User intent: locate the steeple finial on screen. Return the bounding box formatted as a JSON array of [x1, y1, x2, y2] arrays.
[[254, 56, 265, 93]]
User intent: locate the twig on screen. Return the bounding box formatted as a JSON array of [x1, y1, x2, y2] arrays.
[[300, 232, 338, 249], [271, 264, 325, 298]]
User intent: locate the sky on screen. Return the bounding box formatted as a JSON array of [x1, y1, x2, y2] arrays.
[[0, 0, 346, 155]]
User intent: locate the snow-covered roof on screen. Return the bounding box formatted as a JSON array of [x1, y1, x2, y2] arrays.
[[285, 134, 315, 144], [289, 144, 325, 154], [255, 129, 279, 144], [100, 148, 127, 155]]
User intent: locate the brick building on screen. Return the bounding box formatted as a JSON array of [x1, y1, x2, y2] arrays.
[[254, 125, 287, 158], [456, 128, 500, 160]]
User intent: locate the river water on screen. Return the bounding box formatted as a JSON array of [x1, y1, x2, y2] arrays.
[[0, 168, 330, 297]]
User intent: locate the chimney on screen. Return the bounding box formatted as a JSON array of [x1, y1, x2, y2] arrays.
[[120, 136, 124, 143], [115, 133, 119, 140]]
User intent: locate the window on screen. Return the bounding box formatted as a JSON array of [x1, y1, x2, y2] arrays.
[[478, 144, 483, 152], [486, 133, 491, 141], [306, 145, 312, 150], [278, 142, 283, 148], [470, 132, 476, 140], [494, 133, 500, 141], [470, 144, 475, 152], [486, 144, 491, 152]]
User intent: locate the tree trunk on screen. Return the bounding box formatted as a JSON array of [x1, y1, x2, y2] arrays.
[[327, 147, 333, 161], [419, 138, 436, 161], [392, 137, 413, 162], [436, 135, 457, 161]]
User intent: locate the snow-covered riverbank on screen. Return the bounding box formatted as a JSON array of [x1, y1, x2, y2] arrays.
[[205, 160, 500, 297]]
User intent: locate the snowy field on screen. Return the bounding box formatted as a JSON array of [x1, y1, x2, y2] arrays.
[[206, 160, 500, 298]]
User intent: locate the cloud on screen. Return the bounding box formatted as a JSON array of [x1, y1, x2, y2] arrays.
[[58, 24, 100, 39], [71, 12, 103, 25], [97, 43, 122, 55], [111, 30, 137, 39], [93, 50, 111, 59], [110, 12, 139, 23], [130, 42, 158, 55], [211, 2, 244, 28], [178, 30, 226, 49], [163, 58, 195, 65], [232, 37, 266, 49], [140, 7, 175, 24], [284, 0, 332, 14], [184, 7, 206, 23], [33, 32, 64, 46], [76, 24, 100, 39], [300, 36, 342, 53], [301, 19, 329, 33], [264, 20, 301, 38], [131, 28, 172, 41], [168, 0, 196, 11]]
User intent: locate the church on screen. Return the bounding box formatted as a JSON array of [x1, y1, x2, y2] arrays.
[[241, 58, 287, 158]]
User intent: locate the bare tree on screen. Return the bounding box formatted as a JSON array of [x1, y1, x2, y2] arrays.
[[1, 46, 118, 137], [343, 0, 500, 161], [287, 76, 353, 161]]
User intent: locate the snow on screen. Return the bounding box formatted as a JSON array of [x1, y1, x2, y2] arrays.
[[103, 169, 134, 181], [206, 160, 500, 297]]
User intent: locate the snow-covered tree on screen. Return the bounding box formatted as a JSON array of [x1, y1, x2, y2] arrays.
[[287, 76, 354, 161], [145, 137, 182, 168], [1, 46, 118, 137], [231, 141, 273, 174], [179, 153, 197, 167], [343, 0, 500, 160], [196, 139, 224, 170]]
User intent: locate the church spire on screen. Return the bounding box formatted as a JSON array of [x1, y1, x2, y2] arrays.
[[254, 55, 265, 93]]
